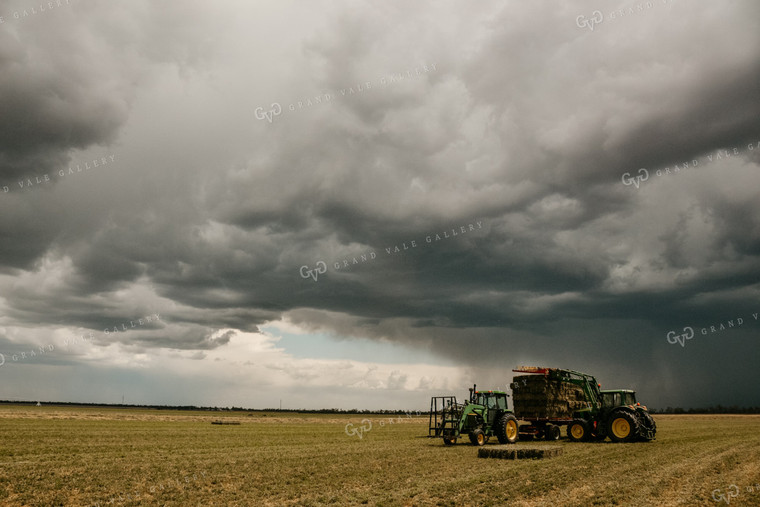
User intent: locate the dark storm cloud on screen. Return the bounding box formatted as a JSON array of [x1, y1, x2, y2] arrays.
[[1, 0, 759, 408], [0, 13, 123, 182], [250, 0, 760, 407]]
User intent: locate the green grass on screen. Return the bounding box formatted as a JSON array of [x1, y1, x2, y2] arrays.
[[0, 406, 758, 506]]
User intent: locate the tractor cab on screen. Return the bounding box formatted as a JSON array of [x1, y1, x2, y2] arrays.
[[600, 390, 638, 409], [470, 390, 509, 409], [470, 389, 509, 427]]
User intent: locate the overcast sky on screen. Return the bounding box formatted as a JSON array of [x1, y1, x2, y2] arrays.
[[1, 0, 759, 411]]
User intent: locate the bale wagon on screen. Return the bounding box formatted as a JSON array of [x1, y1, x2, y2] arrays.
[[510, 366, 656, 443]]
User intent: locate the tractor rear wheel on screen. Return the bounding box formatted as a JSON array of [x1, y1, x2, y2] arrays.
[[567, 419, 590, 442], [470, 428, 487, 446], [496, 414, 519, 444], [545, 424, 561, 441], [607, 411, 637, 443]]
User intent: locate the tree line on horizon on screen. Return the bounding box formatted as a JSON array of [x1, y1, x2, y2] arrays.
[[2, 400, 760, 414]]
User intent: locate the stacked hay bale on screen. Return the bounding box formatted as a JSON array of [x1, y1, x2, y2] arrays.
[[510, 374, 588, 419]]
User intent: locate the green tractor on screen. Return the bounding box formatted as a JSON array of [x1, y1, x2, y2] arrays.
[[567, 389, 657, 443], [511, 367, 656, 443], [429, 385, 519, 446]]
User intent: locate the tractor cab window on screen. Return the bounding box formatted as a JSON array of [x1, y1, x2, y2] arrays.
[[601, 392, 640, 407], [601, 392, 622, 408], [486, 396, 498, 410], [495, 395, 507, 410]]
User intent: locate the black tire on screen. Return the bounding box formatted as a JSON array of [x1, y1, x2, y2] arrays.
[[545, 424, 561, 441], [637, 411, 657, 441], [607, 411, 638, 443], [495, 414, 519, 444], [443, 435, 457, 446], [470, 428, 486, 446], [567, 419, 590, 442]]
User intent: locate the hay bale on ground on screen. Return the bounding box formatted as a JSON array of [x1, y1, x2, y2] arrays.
[[478, 445, 563, 460]]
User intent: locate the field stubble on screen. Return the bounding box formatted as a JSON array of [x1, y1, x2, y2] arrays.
[[0, 407, 759, 506]]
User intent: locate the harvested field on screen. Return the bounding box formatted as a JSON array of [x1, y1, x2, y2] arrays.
[[0, 406, 759, 506]]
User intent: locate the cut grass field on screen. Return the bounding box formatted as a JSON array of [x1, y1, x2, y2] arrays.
[[1, 406, 759, 506]]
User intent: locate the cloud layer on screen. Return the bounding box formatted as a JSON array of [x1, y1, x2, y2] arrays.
[[1, 0, 759, 409]]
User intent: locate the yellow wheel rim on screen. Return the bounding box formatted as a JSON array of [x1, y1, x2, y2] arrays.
[[477, 433, 485, 445], [611, 418, 630, 438], [571, 424, 585, 440], [506, 420, 518, 440]]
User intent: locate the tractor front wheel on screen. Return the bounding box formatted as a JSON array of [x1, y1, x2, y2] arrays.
[[469, 428, 487, 446], [443, 435, 457, 446], [607, 411, 637, 443], [496, 414, 519, 444], [568, 419, 590, 442]]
